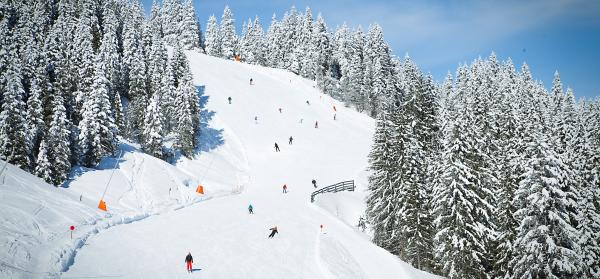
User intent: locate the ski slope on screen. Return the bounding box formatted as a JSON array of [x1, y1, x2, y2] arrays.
[[1, 51, 438, 278]]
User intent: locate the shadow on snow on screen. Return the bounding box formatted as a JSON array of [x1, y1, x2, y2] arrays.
[[195, 85, 224, 155]]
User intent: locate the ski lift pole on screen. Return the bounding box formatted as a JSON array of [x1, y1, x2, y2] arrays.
[[98, 150, 123, 211]]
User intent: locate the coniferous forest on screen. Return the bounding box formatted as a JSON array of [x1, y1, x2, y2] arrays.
[[1, 1, 599, 278]]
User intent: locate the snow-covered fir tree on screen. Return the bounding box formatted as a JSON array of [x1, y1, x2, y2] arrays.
[[78, 57, 117, 167], [220, 6, 237, 58], [511, 128, 583, 278], [204, 15, 221, 57], [45, 92, 72, 186], [142, 93, 164, 158], [0, 34, 30, 170]]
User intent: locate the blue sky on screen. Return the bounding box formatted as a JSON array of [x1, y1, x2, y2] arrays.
[[143, 0, 600, 99]]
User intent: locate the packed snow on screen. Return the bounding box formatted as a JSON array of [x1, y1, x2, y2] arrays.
[[1, 51, 439, 279]]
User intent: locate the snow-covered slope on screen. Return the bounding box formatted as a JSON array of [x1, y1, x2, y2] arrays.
[[2, 51, 438, 278], [0, 140, 230, 278]]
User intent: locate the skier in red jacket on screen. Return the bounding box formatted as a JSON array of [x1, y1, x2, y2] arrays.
[[185, 252, 193, 273]]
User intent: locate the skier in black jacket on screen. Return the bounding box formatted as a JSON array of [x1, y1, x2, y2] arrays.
[[268, 226, 278, 238]]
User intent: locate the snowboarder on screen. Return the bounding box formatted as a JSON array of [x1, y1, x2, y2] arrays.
[[268, 226, 278, 238], [248, 204, 254, 214], [228, 96, 232, 104], [315, 121, 319, 128], [274, 143, 280, 152], [283, 184, 288, 193], [289, 136, 293, 145], [185, 252, 193, 273], [278, 108, 282, 113], [312, 179, 317, 188], [250, 78, 253, 85]]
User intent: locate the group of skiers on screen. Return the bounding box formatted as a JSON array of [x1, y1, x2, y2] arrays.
[[183, 77, 328, 273], [274, 136, 295, 152]]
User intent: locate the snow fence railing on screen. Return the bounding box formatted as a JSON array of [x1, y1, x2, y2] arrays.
[[310, 180, 355, 202]]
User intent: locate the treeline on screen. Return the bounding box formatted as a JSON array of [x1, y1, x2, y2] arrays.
[[366, 53, 600, 278], [202, 6, 396, 117], [0, 0, 203, 186]]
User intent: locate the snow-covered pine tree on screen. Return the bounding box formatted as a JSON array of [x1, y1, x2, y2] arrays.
[[433, 101, 494, 278], [280, 7, 300, 71], [511, 127, 583, 278], [312, 14, 332, 92], [250, 16, 266, 65], [124, 22, 148, 141], [265, 14, 283, 68], [34, 139, 53, 184], [178, 0, 200, 49], [332, 23, 351, 102], [220, 6, 237, 59], [238, 19, 252, 62], [365, 100, 401, 253], [98, 1, 123, 125], [25, 77, 45, 164], [78, 56, 117, 167], [364, 24, 391, 117], [148, 32, 168, 97], [72, 8, 96, 126], [573, 101, 600, 278], [346, 27, 365, 109], [46, 91, 71, 186], [491, 58, 523, 279], [297, 7, 314, 79], [142, 93, 164, 158], [174, 71, 195, 157], [161, 0, 182, 46], [204, 15, 221, 57], [159, 63, 177, 134], [0, 34, 31, 170], [175, 54, 200, 140]]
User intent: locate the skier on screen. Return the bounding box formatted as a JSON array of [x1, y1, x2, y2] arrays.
[[315, 121, 319, 128], [300, 118, 303, 124], [283, 184, 288, 193], [228, 96, 232, 104], [334, 114, 337, 120], [185, 252, 193, 273], [306, 100, 310, 105], [248, 204, 254, 214], [312, 179, 317, 188], [254, 116, 258, 123], [274, 143, 280, 152], [278, 108, 282, 113], [268, 226, 278, 238], [289, 136, 293, 145], [250, 78, 253, 85]]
